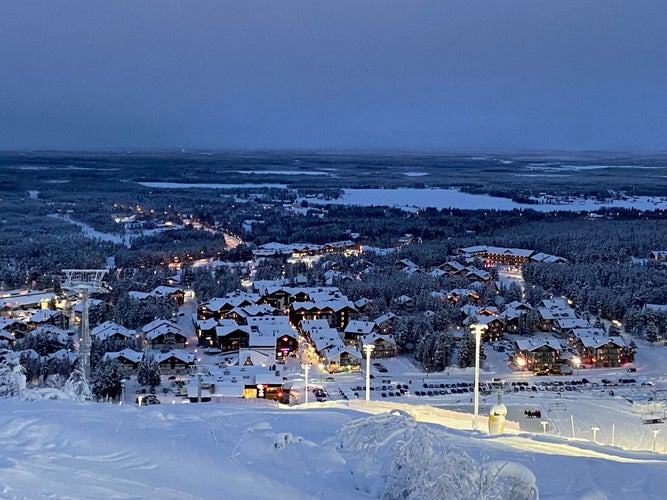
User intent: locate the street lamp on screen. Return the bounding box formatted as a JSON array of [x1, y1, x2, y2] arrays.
[[120, 378, 126, 405], [516, 356, 526, 377], [471, 324, 486, 430], [591, 425, 600, 443], [301, 363, 311, 405], [653, 428, 661, 452], [363, 344, 375, 402], [318, 363, 324, 384], [572, 356, 581, 375]]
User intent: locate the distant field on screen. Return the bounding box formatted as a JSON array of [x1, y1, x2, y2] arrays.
[[1, 150, 666, 199]]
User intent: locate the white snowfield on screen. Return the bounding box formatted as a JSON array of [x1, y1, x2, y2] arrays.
[[1, 397, 667, 499]]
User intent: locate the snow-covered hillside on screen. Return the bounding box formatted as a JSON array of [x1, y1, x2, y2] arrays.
[[1, 399, 667, 499]]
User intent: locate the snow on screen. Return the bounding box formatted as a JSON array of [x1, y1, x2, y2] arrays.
[[2, 394, 667, 499], [6, 316, 667, 497], [139, 182, 289, 189], [303, 188, 667, 212], [236, 170, 331, 176]]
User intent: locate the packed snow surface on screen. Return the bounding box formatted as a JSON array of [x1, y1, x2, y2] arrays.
[[1, 398, 667, 499]]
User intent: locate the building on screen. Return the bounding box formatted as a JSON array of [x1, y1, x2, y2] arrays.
[[514, 338, 561, 374]]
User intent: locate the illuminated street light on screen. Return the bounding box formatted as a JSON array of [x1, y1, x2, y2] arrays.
[[363, 344, 375, 402], [301, 363, 311, 405], [516, 356, 526, 378], [591, 425, 600, 443], [470, 324, 486, 430]]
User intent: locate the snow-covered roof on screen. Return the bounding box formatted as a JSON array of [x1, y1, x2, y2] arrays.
[[323, 345, 362, 361], [145, 323, 187, 341], [91, 321, 134, 341], [73, 298, 104, 313], [142, 318, 182, 334], [215, 324, 252, 338], [152, 286, 182, 296], [374, 312, 396, 324], [643, 304, 667, 312], [577, 334, 625, 349], [197, 318, 220, 331], [360, 332, 396, 346], [154, 349, 195, 364], [515, 338, 560, 352], [28, 309, 60, 323], [104, 349, 143, 364], [555, 318, 590, 330], [311, 329, 343, 352], [344, 320, 376, 335]]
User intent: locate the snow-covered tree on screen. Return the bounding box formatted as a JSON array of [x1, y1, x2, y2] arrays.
[[91, 359, 123, 401], [137, 352, 161, 388], [331, 410, 539, 500], [0, 349, 27, 398], [64, 369, 93, 401]]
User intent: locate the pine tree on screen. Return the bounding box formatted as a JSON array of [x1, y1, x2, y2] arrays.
[[64, 369, 93, 401], [91, 359, 123, 400], [137, 352, 161, 387]]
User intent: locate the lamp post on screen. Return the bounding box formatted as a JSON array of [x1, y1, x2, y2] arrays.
[[653, 428, 660, 452], [591, 425, 600, 443], [120, 378, 126, 406], [301, 363, 311, 405], [471, 324, 485, 430], [541, 420, 549, 434], [572, 356, 581, 375], [318, 363, 324, 384], [516, 356, 526, 378], [363, 344, 375, 402]]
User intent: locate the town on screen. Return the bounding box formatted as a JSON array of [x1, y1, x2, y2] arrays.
[[2, 154, 667, 500]]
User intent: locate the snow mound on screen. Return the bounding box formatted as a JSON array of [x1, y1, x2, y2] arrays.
[[330, 410, 538, 499]]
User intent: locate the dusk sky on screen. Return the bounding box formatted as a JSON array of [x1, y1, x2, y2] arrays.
[[2, 1, 666, 151]]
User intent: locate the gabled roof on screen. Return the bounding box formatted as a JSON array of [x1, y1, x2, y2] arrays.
[[555, 318, 590, 330], [344, 320, 377, 335], [324, 345, 362, 361], [360, 332, 396, 346], [196, 318, 220, 331], [374, 312, 396, 324], [152, 286, 183, 296], [73, 298, 104, 313], [91, 321, 134, 341], [154, 349, 195, 364], [215, 324, 252, 338], [515, 338, 560, 352], [142, 318, 182, 334], [311, 329, 344, 352], [299, 318, 332, 332], [104, 348, 143, 364], [577, 334, 625, 349], [29, 309, 61, 323]]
